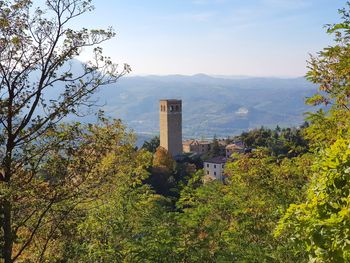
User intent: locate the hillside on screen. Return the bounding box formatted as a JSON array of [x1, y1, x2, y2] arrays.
[[91, 74, 316, 138]]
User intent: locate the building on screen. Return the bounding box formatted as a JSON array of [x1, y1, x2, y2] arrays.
[[204, 156, 227, 181], [183, 139, 211, 154], [218, 139, 230, 156], [225, 143, 244, 158], [159, 99, 182, 157]]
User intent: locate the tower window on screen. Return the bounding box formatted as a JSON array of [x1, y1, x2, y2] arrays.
[[176, 105, 179, 111], [170, 106, 174, 112]]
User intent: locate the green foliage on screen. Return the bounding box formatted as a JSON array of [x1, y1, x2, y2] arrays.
[[276, 3, 350, 262], [226, 150, 311, 208], [276, 135, 350, 262], [0, 118, 150, 262], [304, 109, 350, 148], [302, 3, 350, 150], [305, 3, 350, 110], [67, 185, 176, 263], [147, 146, 200, 199], [153, 146, 176, 172], [141, 136, 160, 153], [223, 151, 311, 262], [0, 0, 129, 261], [176, 180, 237, 262], [166, 152, 310, 262], [239, 126, 309, 158], [208, 135, 221, 157], [1, 2, 349, 262]]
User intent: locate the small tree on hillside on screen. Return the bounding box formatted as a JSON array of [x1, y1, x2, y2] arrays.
[[153, 146, 176, 172], [209, 135, 221, 157], [142, 136, 160, 153]]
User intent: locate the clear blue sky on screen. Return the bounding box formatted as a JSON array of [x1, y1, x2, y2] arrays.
[[74, 0, 346, 77]]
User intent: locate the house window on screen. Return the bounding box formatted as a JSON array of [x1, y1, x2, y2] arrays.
[[206, 164, 209, 168], [214, 165, 216, 169], [222, 164, 224, 168], [214, 172, 217, 176], [207, 170, 209, 175]]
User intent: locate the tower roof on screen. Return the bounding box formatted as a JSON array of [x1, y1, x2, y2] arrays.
[[159, 99, 182, 103]]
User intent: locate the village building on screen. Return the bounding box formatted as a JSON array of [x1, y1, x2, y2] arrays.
[[225, 143, 245, 158], [203, 156, 227, 181], [217, 139, 230, 156], [182, 139, 211, 154]]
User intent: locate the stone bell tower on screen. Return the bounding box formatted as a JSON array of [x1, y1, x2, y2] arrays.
[[159, 99, 182, 157]]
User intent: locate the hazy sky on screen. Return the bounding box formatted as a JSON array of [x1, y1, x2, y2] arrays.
[[74, 0, 346, 77]]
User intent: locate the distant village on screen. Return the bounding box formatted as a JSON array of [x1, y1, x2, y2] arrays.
[[159, 99, 251, 181]]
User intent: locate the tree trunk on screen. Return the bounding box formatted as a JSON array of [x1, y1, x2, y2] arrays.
[[2, 199, 12, 263], [2, 150, 13, 263]]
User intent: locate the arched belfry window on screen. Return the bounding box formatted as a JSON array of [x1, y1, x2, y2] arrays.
[[175, 105, 179, 111], [170, 106, 174, 112]]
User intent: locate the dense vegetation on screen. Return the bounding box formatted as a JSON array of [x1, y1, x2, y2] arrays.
[[238, 124, 309, 158], [0, 0, 349, 262]]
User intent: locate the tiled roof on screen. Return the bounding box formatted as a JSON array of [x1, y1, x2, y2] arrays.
[[226, 143, 244, 150], [183, 139, 195, 146], [204, 156, 227, 164], [183, 140, 211, 146], [197, 141, 211, 145]]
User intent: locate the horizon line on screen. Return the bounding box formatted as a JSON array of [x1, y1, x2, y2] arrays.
[[124, 73, 306, 79]]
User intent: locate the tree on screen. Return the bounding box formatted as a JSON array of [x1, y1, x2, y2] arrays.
[[170, 151, 311, 262], [147, 146, 176, 196], [153, 146, 176, 172], [305, 3, 350, 111], [276, 137, 350, 262], [67, 179, 176, 262], [2, 118, 150, 262], [223, 150, 310, 262], [175, 180, 236, 262], [276, 3, 350, 262], [208, 134, 221, 157], [0, 0, 130, 261], [141, 135, 160, 153], [239, 126, 308, 158]]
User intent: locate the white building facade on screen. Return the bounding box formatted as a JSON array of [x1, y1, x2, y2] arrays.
[[203, 156, 226, 181]]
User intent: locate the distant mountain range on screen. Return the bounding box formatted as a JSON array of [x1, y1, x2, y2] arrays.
[[87, 74, 317, 139]]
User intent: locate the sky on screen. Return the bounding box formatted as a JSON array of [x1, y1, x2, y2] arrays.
[[73, 0, 347, 77]]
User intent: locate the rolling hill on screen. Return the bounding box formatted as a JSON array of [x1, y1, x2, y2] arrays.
[[91, 74, 316, 139]]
